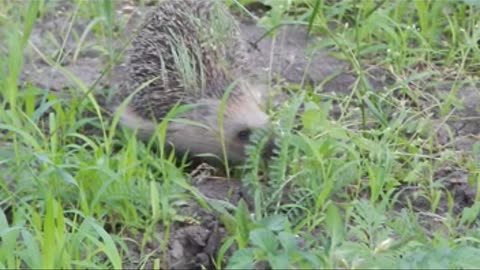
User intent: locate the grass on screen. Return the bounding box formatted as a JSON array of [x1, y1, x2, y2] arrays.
[[1, 0, 480, 269]]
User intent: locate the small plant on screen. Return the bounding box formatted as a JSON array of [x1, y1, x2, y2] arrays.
[[220, 204, 322, 269]]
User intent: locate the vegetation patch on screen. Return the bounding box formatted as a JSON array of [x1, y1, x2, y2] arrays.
[[1, 0, 479, 268]]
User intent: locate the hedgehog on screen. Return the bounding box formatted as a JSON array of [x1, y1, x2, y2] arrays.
[[113, 0, 273, 165]]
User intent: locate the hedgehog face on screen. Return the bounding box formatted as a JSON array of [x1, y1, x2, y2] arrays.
[[219, 94, 271, 163], [116, 84, 273, 166], [165, 86, 272, 165]]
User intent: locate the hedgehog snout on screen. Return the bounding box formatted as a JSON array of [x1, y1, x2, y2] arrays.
[[261, 137, 277, 160]]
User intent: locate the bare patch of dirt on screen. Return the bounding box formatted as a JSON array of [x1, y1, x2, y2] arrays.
[[241, 22, 356, 90], [438, 84, 480, 153], [21, 57, 104, 91], [120, 177, 252, 269]]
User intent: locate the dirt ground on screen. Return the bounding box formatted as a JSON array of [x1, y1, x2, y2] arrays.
[[19, 2, 479, 269]]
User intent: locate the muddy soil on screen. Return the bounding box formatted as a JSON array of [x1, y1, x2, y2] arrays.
[[121, 178, 249, 269], [18, 2, 480, 269]]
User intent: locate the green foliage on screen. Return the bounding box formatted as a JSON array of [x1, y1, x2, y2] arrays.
[[226, 214, 323, 269], [1, 0, 479, 268]]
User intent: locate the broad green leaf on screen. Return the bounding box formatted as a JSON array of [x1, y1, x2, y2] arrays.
[[250, 228, 279, 252], [258, 215, 289, 232], [226, 248, 256, 270]]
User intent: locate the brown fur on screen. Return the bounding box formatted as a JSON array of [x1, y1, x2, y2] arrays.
[[114, 0, 271, 164]]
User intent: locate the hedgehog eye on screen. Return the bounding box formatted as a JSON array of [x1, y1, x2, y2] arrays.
[[237, 129, 251, 141]]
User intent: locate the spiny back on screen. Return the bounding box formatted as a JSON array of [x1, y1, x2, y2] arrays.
[[117, 0, 251, 120]]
